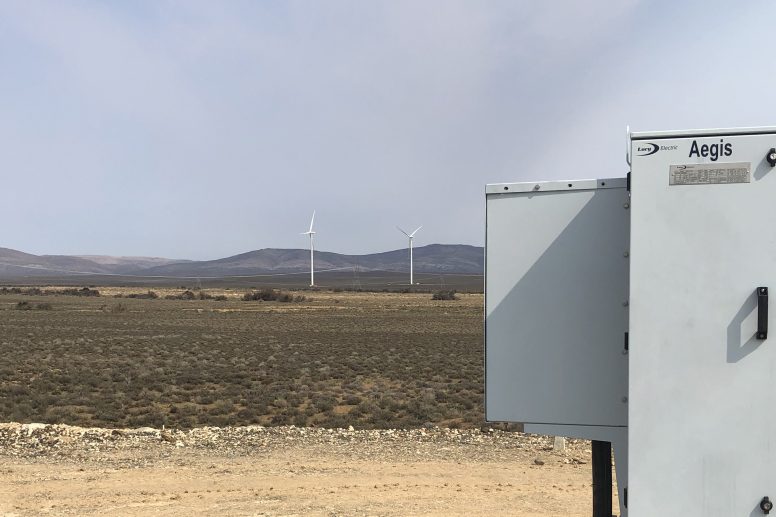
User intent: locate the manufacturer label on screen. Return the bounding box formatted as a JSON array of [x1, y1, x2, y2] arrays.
[[669, 162, 750, 185]]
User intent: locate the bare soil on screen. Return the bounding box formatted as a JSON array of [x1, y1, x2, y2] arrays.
[[0, 423, 619, 516]]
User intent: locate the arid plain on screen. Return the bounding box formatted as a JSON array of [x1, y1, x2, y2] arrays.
[[0, 288, 616, 515]]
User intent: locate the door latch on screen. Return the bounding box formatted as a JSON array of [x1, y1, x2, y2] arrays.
[[757, 287, 768, 340]]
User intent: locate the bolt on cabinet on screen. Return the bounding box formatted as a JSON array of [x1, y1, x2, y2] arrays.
[[485, 178, 630, 517], [485, 179, 629, 427]]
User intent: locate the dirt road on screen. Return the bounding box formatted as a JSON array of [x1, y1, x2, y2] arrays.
[[0, 423, 616, 516]]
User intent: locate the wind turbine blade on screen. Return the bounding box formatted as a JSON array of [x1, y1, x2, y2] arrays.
[[309, 210, 316, 233], [410, 225, 423, 237], [396, 226, 410, 237]]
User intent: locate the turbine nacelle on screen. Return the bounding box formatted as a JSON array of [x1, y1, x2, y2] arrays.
[[397, 225, 422, 239]]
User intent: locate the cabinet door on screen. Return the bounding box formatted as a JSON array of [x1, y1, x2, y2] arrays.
[[485, 179, 629, 427], [629, 130, 776, 516]]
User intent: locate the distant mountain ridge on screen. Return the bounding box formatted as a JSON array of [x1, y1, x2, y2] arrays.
[[0, 244, 483, 278]]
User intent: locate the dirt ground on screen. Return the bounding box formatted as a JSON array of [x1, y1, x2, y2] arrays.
[[0, 290, 621, 515], [0, 424, 619, 516]]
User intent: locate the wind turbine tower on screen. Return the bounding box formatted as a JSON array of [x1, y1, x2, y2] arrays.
[[397, 225, 422, 285], [301, 211, 316, 287]]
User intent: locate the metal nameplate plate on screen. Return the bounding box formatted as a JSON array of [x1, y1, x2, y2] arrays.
[[669, 162, 751, 185]]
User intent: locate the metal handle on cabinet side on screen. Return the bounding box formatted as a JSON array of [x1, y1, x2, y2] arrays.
[[757, 287, 768, 340]]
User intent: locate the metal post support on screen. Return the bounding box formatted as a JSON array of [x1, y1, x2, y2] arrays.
[[592, 440, 614, 517]]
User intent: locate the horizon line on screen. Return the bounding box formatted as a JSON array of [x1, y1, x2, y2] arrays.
[[1, 242, 485, 263]]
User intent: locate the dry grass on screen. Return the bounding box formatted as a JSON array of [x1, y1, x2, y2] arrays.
[[0, 289, 483, 430]]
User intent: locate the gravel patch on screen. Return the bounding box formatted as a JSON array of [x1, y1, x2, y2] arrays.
[[0, 423, 591, 464]]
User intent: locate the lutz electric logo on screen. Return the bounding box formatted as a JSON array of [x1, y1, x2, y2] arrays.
[[636, 139, 733, 161], [636, 143, 678, 156]]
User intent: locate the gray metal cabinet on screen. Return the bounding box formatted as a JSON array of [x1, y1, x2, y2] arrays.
[[486, 127, 776, 516], [485, 179, 629, 427], [629, 128, 776, 516]]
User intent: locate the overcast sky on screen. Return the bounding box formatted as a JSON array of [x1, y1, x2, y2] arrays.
[[1, 0, 774, 259]]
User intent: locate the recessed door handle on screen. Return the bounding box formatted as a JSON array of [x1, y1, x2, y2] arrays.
[[757, 287, 768, 340]]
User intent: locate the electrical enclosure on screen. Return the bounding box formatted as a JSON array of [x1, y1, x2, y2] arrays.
[[628, 128, 776, 516], [485, 127, 776, 517], [485, 178, 629, 427]]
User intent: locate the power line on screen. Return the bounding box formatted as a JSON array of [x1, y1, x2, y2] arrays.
[[0, 262, 482, 282], [0, 262, 354, 280]]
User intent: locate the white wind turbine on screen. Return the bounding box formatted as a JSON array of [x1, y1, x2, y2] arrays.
[[301, 211, 316, 287], [397, 225, 422, 285]]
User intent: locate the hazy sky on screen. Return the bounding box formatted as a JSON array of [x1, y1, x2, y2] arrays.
[[1, 1, 774, 259]]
